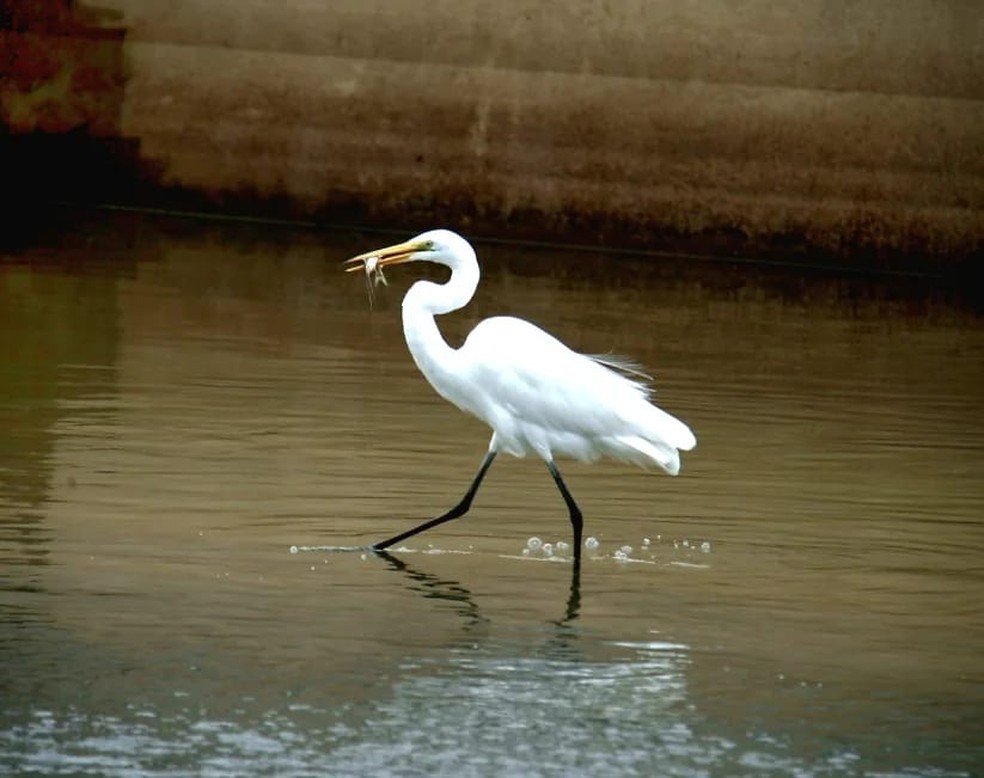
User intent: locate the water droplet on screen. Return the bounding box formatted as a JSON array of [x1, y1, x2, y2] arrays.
[[701, 541, 711, 552], [620, 545, 633, 556], [527, 536, 543, 551], [642, 537, 651, 547], [521, 547, 530, 557], [289, 545, 299, 554], [585, 536, 600, 551], [555, 541, 569, 553], [542, 543, 554, 557], [614, 550, 627, 561]]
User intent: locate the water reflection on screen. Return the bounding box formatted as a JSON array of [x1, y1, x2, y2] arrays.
[[376, 550, 491, 629], [0, 210, 981, 776], [0, 258, 126, 604], [377, 548, 583, 628]]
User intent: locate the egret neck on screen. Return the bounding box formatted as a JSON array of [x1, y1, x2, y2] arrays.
[[400, 244, 480, 401]]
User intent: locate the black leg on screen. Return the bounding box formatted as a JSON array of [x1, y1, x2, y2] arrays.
[[373, 451, 497, 552], [546, 460, 583, 569]]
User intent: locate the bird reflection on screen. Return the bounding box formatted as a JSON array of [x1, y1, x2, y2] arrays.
[[542, 563, 583, 661], [374, 550, 582, 627], [561, 564, 581, 625], [374, 550, 488, 629]]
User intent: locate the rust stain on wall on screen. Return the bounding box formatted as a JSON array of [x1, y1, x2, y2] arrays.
[[0, 1, 159, 245], [1, 0, 123, 135]]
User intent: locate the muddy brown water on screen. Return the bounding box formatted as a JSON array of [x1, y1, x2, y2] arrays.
[[1, 213, 982, 776]]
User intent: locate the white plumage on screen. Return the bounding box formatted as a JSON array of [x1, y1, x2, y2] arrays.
[[442, 316, 694, 471], [345, 229, 696, 564]]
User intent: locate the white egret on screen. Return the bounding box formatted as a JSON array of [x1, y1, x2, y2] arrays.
[[345, 230, 696, 566]]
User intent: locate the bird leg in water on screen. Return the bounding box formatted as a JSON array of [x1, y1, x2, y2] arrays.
[[372, 451, 497, 552], [363, 256, 388, 309], [372, 452, 586, 568], [547, 461, 584, 569]]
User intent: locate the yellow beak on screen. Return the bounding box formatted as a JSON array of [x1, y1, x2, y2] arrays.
[[343, 238, 425, 273]]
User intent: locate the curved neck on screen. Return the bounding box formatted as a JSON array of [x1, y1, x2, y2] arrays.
[[400, 254, 480, 398]]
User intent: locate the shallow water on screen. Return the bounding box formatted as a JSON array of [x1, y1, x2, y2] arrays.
[[1, 212, 982, 776]]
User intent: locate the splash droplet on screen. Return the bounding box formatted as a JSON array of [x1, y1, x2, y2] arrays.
[[289, 545, 299, 554], [585, 536, 600, 551], [527, 537, 543, 551]]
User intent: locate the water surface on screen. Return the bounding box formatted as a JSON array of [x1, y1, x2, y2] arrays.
[[1, 212, 982, 776]]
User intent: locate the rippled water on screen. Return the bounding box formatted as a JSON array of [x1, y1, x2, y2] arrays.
[[2, 211, 982, 776]]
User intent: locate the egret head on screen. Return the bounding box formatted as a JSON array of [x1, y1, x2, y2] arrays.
[[345, 229, 481, 314], [343, 229, 475, 275]]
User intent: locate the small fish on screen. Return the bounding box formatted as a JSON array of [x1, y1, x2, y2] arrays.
[[363, 255, 388, 308]]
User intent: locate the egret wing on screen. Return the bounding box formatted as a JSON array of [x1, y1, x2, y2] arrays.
[[461, 317, 652, 436]]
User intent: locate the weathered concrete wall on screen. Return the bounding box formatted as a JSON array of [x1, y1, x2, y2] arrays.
[[4, 0, 983, 262]]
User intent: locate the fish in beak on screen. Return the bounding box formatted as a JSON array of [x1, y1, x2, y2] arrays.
[[343, 237, 426, 308]]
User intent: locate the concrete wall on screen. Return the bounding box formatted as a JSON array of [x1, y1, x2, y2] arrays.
[[4, 1, 983, 261]]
